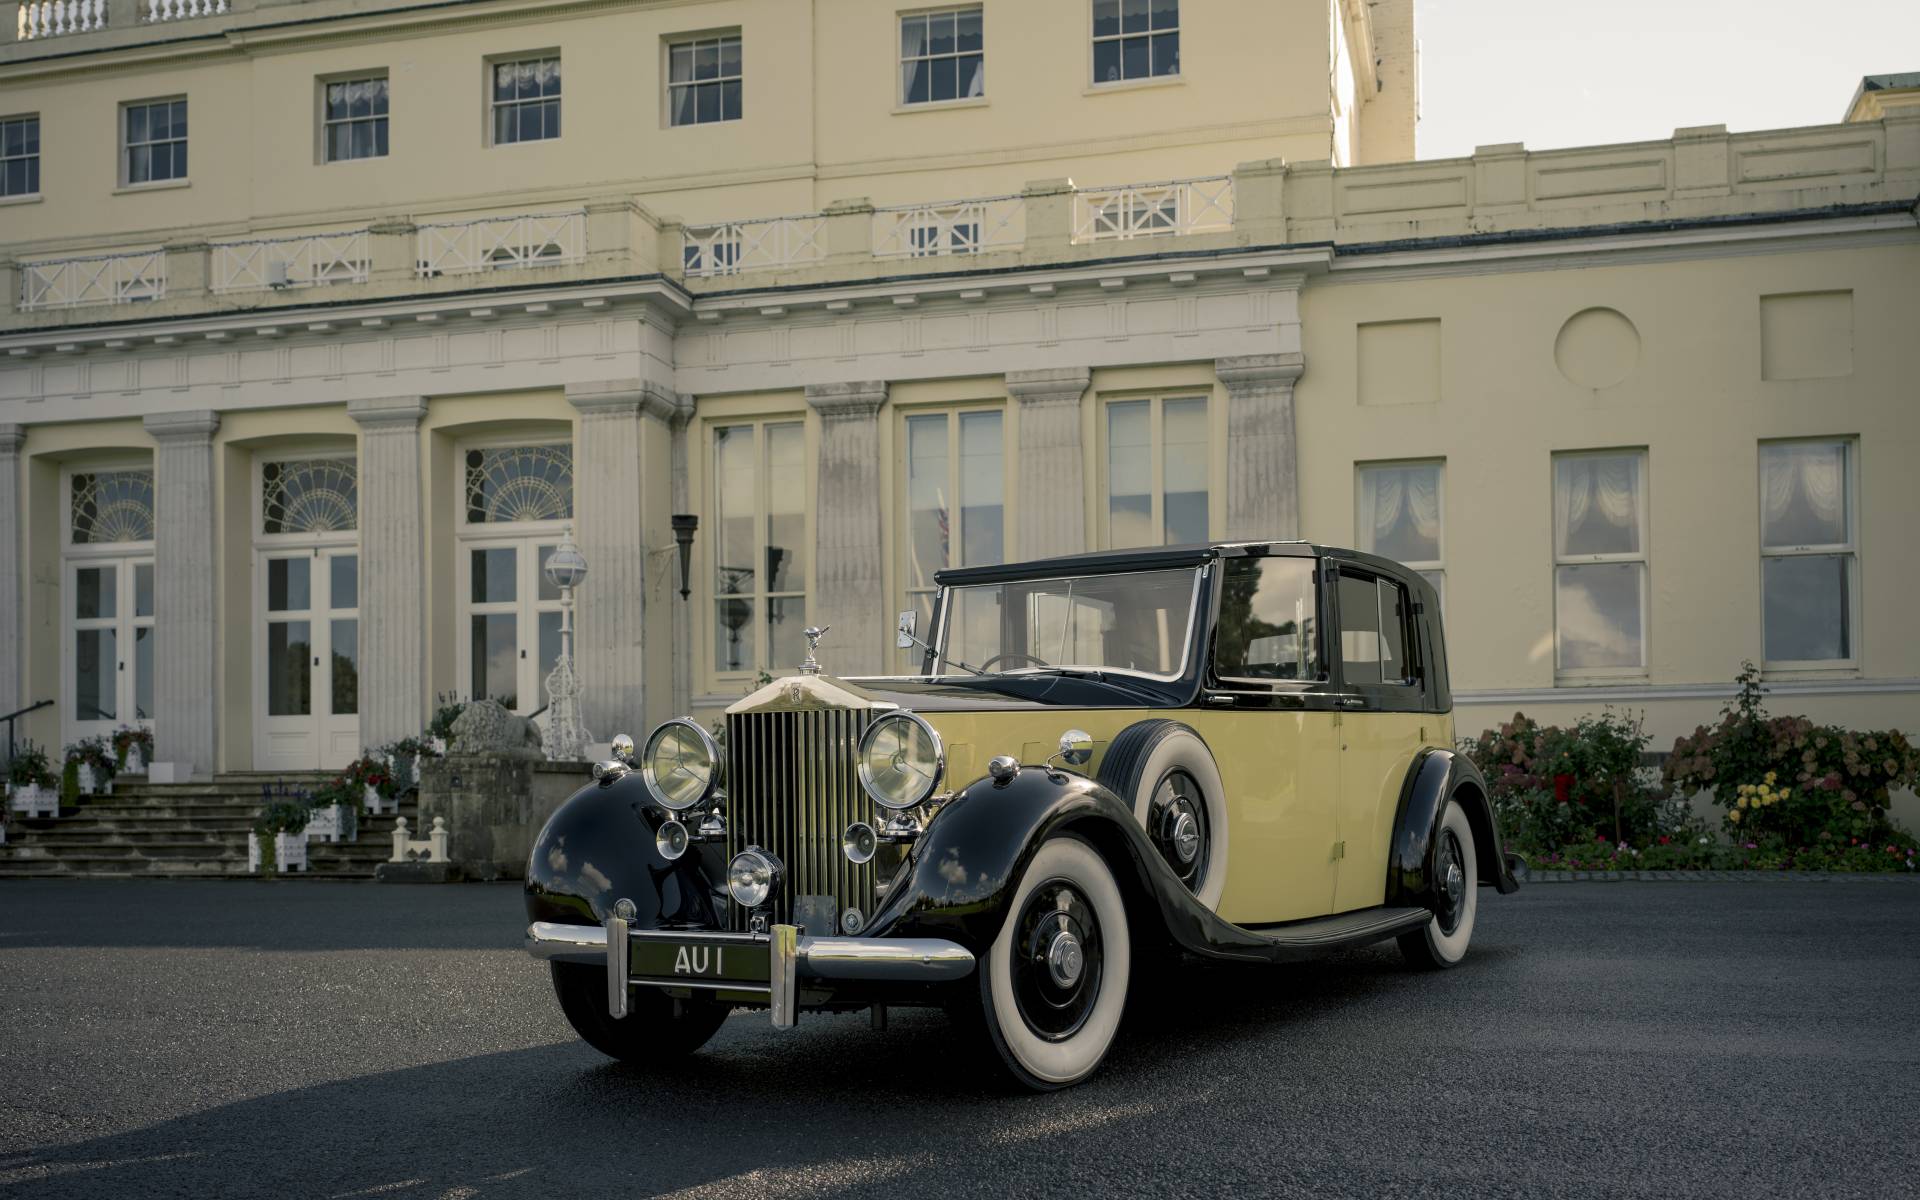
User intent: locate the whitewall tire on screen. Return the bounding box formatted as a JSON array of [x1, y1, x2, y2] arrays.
[[1098, 722, 1229, 912], [975, 836, 1132, 1090], [1398, 798, 1479, 969]]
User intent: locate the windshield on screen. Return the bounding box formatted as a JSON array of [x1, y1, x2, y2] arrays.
[[935, 567, 1202, 679]]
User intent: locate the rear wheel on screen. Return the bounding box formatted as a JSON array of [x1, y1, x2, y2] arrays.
[[1398, 798, 1479, 969], [962, 835, 1132, 1091], [1097, 721, 1228, 911], [550, 961, 730, 1062]]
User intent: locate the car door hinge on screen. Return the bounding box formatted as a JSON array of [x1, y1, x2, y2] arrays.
[[1330, 840, 1346, 862]]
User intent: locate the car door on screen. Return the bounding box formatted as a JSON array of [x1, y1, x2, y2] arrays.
[[1330, 563, 1433, 914], [1200, 549, 1343, 924]]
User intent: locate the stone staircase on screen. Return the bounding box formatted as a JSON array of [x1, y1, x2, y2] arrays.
[[0, 773, 417, 880]]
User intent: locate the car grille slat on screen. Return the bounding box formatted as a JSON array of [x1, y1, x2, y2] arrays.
[[726, 706, 876, 932]]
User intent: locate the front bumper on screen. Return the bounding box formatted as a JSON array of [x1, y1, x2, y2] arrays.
[[525, 919, 976, 1027]]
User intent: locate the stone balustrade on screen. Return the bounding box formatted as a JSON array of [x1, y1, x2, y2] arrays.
[[15, 0, 104, 39], [414, 210, 586, 278]]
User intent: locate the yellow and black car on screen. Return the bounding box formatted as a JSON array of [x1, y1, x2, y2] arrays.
[[526, 541, 1519, 1089]]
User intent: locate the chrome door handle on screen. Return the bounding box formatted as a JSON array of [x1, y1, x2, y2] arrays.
[[1337, 698, 1366, 709]]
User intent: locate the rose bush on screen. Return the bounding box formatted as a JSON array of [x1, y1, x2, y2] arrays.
[[1463, 708, 1681, 853]]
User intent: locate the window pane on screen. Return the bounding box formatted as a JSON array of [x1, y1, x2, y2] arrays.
[[372, 117, 388, 157], [470, 613, 518, 710], [352, 121, 372, 160], [1359, 463, 1441, 564], [330, 618, 359, 715], [135, 563, 154, 618], [695, 41, 719, 80], [494, 63, 515, 102], [1107, 401, 1151, 548], [495, 105, 515, 145], [1163, 398, 1208, 545], [1555, 562, 1644, 669], [721, 80, 742, 121], [75, 627, 116, 722], [1152, 31, 1179, 76], [267, 620, 312, 717], [1122, 0, 1150, 33], [75, 565, 116, 620], [901, 14, 927, 58], [1338, 572, 1383, 685], [1764, 554, 1850, 662], [370, 78, 389, 115], [1215, 557, 1318, 681], [715, 425, 757, 598], [1121, 34, 1149, 79], [134, 626, 153, 720], [537, 544, 562, 601], [1554, 454, 1641, 557], [326, 84, 348, 120], [766, 422, 806, 591], [329, 124, 351, 162], [669, 43, 693, 84], [697, 82, 720, 123], [1760, 441, 1848, 548], [768, 596, 805, 675], [906, 414, 950, 589], [904, 60, 930, 104], [928, 11, 955, 55], [1151, 0, 1178, 29], [471, 547, 516, 604], [127, 105, 149, 144], [537, 610, 562, 706], [128, 145, 151, 185], [268, 558, 310, 613], [931, 56, 958, 102], [1093, 39, 1120, 84], [715, 596, 756, 673], [671, 85, 696, 127], [957, 8, 983, 51], [1378, 580, 1412, 683], [961, 55, 985, 97], [1092, 0, 1120, 38], [959, 411, 1004, 566], [330, 555, 357, 611]]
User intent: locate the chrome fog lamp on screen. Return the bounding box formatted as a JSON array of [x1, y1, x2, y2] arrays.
[[656, 819, 690, 861], [728, 847, 782, 909], [842, 821, 878, 865], [857, 711, 945, 811], [641, 718, 721, 812]]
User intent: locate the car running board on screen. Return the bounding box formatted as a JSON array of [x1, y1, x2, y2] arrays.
[[1242, 905, 1433, 953]]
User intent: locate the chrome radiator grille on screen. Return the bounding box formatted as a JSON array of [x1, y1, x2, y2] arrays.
[[724, 707, 877, 930]]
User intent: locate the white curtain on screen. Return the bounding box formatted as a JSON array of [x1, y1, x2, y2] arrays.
[[1359, 465, 1440, 560], [1555, 455, 1639, 556], [1762, 442, 1846, 546]]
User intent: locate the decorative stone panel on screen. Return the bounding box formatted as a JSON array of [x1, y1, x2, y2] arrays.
[[1216, 353, 1306, 541], [1004, 367, 1091, 559], [806, 381, 888, 677], [143, 409, 221, 777]]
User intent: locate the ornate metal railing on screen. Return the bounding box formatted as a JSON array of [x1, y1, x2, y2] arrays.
[[871, 195, 1025, 259], [16, 0, 104, 38], [681, 214, 826, 279], [414, 210, 585, 278], [19, 250, 166, 310], [212, 230, 370, 293], [1072, 175, 1235, 242]]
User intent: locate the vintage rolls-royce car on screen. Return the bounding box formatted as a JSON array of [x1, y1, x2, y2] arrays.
[[525, 541, 1518, 1089]]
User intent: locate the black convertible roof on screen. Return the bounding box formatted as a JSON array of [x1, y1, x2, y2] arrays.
[[933, 540, 1317, 588]]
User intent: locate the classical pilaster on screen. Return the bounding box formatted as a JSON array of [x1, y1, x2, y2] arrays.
[[0, 424, 24, 717], [143, 410, 220, 778], [668, 396, 696, 715], [348, 396, 428, 750], [806, 381, 888, 677], [1216, 353, 1307, 541], [1005, 367, 1090, 559], [564, 379, 677, 737]]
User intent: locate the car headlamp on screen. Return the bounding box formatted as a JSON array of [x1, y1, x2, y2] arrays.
[[640, 718, 720, 812], [727, 847, 781, 909], [857, 711, 944, 811]]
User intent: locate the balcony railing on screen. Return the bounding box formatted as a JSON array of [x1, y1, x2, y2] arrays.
[[415, 210, 585, 278], [16, 0, 104, 38], [143, 0, 227, 21], [20, 250, 165, 310], [871, 195, 1025, 259], [1071, 175, 1235, 242], [681, 213, 827, 279], [212, 230, 370, 294]]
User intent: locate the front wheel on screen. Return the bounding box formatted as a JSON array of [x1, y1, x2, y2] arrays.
[[961, 835, 1132, 1090], [550, 961, 730, 1063], [1398, 798, 1479, 969]]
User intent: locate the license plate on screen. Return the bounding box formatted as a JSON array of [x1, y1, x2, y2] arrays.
[[631, 937, 770, 985]]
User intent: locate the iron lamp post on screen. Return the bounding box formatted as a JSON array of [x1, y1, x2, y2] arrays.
[[540, 529, 592, 761]]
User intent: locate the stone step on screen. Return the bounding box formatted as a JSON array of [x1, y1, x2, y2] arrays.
[[0, 858, 390, 880]]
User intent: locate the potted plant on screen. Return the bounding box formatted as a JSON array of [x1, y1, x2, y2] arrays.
[[382, 736, 435, 790], [66, 736, 119, 798], [301, 776, 359, 844], [344, 754, 398, 815], [426, 694, 467, 757], [112, 726, 153, 775], [249, 801, 311, 873], [6, 741, 59, 819]]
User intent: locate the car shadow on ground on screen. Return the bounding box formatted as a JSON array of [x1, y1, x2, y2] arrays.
[[0, 947, 1475, 1198]]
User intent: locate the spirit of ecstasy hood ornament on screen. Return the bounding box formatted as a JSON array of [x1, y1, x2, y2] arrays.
[[799, 625, 831, 675]]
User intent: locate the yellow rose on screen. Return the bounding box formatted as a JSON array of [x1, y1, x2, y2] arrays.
[[1729, 809, 1742, 823], [1765, 771, 1777, 784], [1737, 795, 1749, 808]]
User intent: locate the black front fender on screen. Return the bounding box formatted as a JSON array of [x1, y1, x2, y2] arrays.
[[1385, 748, 1520, 910], [865, 766, 1282, 964], [522, 773, 728, 929]]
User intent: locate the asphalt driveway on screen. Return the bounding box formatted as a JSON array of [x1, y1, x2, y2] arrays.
[[1, 879, 1916, 1199]]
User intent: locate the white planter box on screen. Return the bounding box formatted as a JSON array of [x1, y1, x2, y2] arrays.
[[6, 784, 57, 819], [248, 831, 309, 873], [76, 763, 112, 796], [363, 784, 397, 815], [123, 747, 147, 775], [304, 803, 356, 844], [428, 736, 448, 757]]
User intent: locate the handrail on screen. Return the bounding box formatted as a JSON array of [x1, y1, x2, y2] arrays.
[[3, 698, 53, 764]]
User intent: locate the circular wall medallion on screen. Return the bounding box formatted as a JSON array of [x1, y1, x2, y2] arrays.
[[1554, 307, 1641, 390]]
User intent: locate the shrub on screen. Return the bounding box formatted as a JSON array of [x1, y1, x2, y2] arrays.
[[428, 694, 468, 744], [6, 741, 56, 791], [111, 726, 153, 767], [343, 755, 397, 801], [253, 802, 311, 837], [1463, 708, 1673, 853], [1666, 663, 1920, 845]]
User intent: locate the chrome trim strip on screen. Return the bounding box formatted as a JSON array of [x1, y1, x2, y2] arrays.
[[769, 923, 799, 1029], [525, 923, 979, 989], [605, 915, 630, 1019], [527, 920, 609, 961]]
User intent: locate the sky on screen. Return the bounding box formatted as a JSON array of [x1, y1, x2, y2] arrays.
[[1415, 0, 1920, 160]]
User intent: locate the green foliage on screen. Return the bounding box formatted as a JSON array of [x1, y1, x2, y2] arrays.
[[1665, 662, 1920, 844], [428, 694, 468, 743], [343, 754, 398, 800], [65, 736, 118, 783], [1534, 830, 1918, 873], [111, 726, 153, 766], [1463, 708, 1673, 853], [253, 802, 311, 837], [7, 740, 55, 790]]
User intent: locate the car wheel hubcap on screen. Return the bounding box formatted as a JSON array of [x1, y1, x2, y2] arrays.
[[1149, 769, 1209, 892], [1436, 830, 1466, 935], [1013, 880, 1103, 1042]]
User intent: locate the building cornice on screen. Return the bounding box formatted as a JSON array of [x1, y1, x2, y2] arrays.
[[1215, 352, 1306, 389], [347, 395, 428, 429], [143, 409, 221, 441], [804, 381, 888, 420], [565, 379, 679, 423], [1004, 367, 1092, 406]]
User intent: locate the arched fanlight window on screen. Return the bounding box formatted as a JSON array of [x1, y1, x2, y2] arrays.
[[262, 458, 359, 535], [464, 444, 573, 524], [70, 470, 156, 545]]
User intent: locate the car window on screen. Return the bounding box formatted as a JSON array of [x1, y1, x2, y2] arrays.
[[1215, 557, 1319, 681], [1339, 569, 1417, 687]]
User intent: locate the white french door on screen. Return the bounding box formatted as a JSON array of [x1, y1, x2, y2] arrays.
[[456, 537, 563, 716], [63, 555, 156, 748], [253, 547, 361, 770]]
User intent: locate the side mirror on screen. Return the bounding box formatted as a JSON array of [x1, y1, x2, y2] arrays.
[[895, 609, 918, 650], [1056, 729, 1094, 767]]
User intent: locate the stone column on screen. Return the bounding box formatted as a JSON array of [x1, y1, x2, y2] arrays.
[[1216, 353, 1307, 541], [0, 424, 23, 717], [1005, 367, 1090, 558], [565, 380, 676, 738], [143, 410, 221, 778], [348, 396, 428, 749], [805, 381, 888, 677]]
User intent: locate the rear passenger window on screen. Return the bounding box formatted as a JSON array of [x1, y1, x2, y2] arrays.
[[1339, 569, 1417, 687], [1215, 557, 1319, 681]]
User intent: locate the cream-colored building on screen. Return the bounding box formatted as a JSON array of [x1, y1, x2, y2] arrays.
[[1, 0, 1916, 784]]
